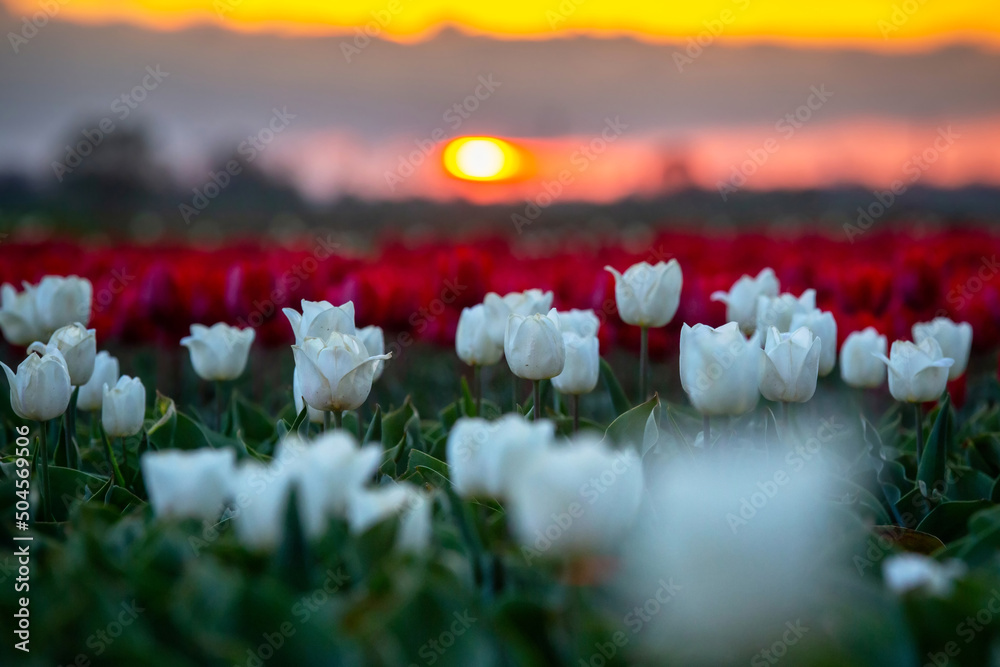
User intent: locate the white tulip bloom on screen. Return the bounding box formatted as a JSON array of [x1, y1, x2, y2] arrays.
[[357, 325, 387, 381], [483, 289, 554, 346], [759, 326, 821, 403], [883, 553, 965, 596], [710, 268, 779, 335], [446, 415, 555, 498], [605, 260, 682, 328], [347, 483, 424, 536], [912, 318, 972, 381], [292, 333, 391, 412], [77, 351, 119, 411], [504, 309, 566, 380], [34, 275, 92, 333], [1, 347, 72, 421], [101, 376, 146, 438], [679, 322, 761, 416], [839, 328, 887, 389], [29, 322, 96, 386], [140, 448, 236, 520], [508, 436, 643, 559], [180, 323, 255, 381], [755, 289, 816, 335], [789, 309, 838, 377], [0, 282, 43, 346], [558, 308, 601, 338], [552, 333, 599, 395], [455, 304, 504, 366], [875, 338, 953, 403], [293, 366, 326, 424]]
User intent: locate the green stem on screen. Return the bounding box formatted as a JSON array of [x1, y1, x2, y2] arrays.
[[323, 411, 331, 433], [533, 381, 541, 421], [639, 326, 648, 403], [915, 403, 924, 461], [473, 365, 482, 417], [67, 387, 79, 470], [99, 423, 127, 487], [38, 421, 51, 522], [333, 410, 343, 430], [215, 381, 225, 433]]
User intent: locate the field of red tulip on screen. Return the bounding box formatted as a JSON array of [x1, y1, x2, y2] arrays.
[[2, 226, 1000, 666]]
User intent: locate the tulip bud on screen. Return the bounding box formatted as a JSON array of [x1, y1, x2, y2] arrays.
[[456, 304, 503, 366], [483, 289, 554, 346], [756, 289, 815, 335], [552, 333, 599, 395], [0, 282, 43, 346], [558, 308, 601, 338], [1, 348, 72, 421], [29, 322, 96, 386], [292, 332, 391, 412], [283, 299, 356, 346], [839, 328, 887, 389], [102, 376, 146, 438], [505, 308, 565, 380], [446, 415, 555, 498], [789, 309, 837, 377], [679, 322, 761, 416], [507, 435, 643, 558], [759, 326, 821, 403], [180, 323, 255, 381], [605, 260, 682, 328], [875, 338, 953, 403], [710, 268, 779, 335], [912, 318, 972, 381], [34, 275, 93, 334], [357, 325, 386, 381], [141, 448, 236, 520], [77, 351, 119, 411]]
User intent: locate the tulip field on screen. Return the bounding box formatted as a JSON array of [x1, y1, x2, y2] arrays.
[[4, 227, 1000, 666]]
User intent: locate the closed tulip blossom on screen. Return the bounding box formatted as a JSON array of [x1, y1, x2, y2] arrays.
[[839, 328, 887, 389], [293, 367, 326, 424], [710, 268, 780, 335], [759, 326, 822, 404], [1, 347, 72, 422], [29, 322, 97, 386], [756, 289, 816, 336], [292, 332, 392, 419], [876, 338, 954, 404], [552, 333, 600, 429], [505, 309, 565, 418], [605, 260, 682, 400], [789, 309, 838, 377], [558, 309, 601, 338], [483, 289, 554, 347], [102, 376, 146, 438], [141, 448, 237, 521], [456, 304, 504, 367], [180, 323, 256, 381], [446, 415, 555, 498], [77, 351, 119, 411], [0, 282, 43, 346], [283, 299, 356, 346], [357, 325, 386, 382], [912, 318, 972, 381], [679, 323, 761, 428], [34, 275, 93, 334]]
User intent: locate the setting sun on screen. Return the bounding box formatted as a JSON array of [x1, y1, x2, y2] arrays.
[[443, 137, 521, 182]]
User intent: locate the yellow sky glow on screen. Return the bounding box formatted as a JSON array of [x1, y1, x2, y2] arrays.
[[4, 0, 1000, 49]]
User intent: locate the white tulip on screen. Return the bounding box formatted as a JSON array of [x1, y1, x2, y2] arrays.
[[347, 483, 424, 537], [504, 308, 565, 380], [77, 351, 119, 411], [293, 366, 326, 424], [29, 322, 96, 385], [710, 268, 779, 335], [558, 309, 601, 338], [875, 338, 953, 403], [756, 289, 815, 335], [679, 322, 761, 416], [0, 282, 43, 345], [446, 415, 555, 498], [180, 323, 255, 381], [140, 448, 236, 520], [292, 333, 391, 412], [483, 289, 554, 346], [395, 490, 433, 553], [282, 299, 356, 346], [789, 309, 838, 377], [759, 326, 821, 403], [357, 325, 386, 381], [552, 333, 599, 395], [883, 553, 965, 596], [507, 436, 643, 559], [839, 328, 887, 389], [912, 318, 972, 381], [1, 347, 72, 421], [34, 275, 92, 333], [604, 260, 682, 328], [101, 376, 146, 438], [455, 304, 503, 366]]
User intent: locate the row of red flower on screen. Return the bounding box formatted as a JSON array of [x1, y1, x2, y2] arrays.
[[3, 228, 997, 356]]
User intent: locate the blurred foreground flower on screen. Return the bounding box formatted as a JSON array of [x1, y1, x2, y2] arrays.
[[446, 415, 554, 498], [141, 448, 236, 520], [883, 553, 965, 596], [180, 323, 255, 381]]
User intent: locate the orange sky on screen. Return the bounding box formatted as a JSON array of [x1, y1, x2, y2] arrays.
[[4, 0, 1000, 49]]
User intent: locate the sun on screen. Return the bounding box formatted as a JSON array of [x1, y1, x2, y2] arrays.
[[443, 137, 520, 181]]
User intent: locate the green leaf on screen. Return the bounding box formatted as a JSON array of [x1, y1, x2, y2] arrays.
[[870, 525, 945, 555], [47, 466, 107, 521], [459, 376, 476, 418], [288, 404, 309, 436], [602, 394, 660, 456], [145, 392, 178, 450], [363, 404, 382, 445], [232, 392, 277, 444], [382, 398, 417, 450], [916, 500, 995, 543], [917, 394, 953, 497], [599, 357, 631, 416], [407, 449, 450, 484]]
